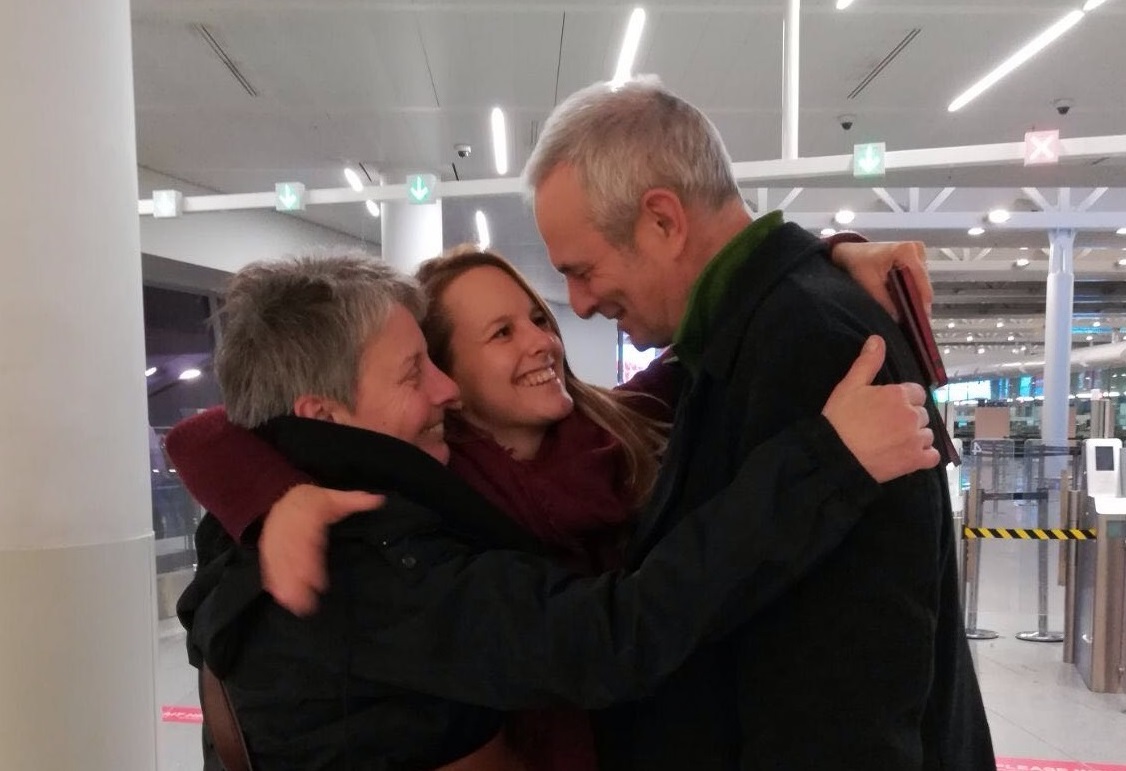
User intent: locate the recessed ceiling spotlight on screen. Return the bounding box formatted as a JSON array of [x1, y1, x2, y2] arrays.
[[1086, 335, 1095, 341], [943, 347, 951, 355], [1012, 348, 1021, 354], [1117, 227, 1126, 235], [947, 321, 956, 329], [1014, 258, 1031, 268], [145, 367, 158, 378], [996, 320, 1005, 328], [1021, 345, 1028, 352], [1020, 246, 1030, 251], [966, 334, 974, 342], [179, 368, 202, 381], [968, 226, 986, 236], [343, 167, 365, 193], [1093, 320, 1102, 327], [365, 200, 381, 218], [1117, 258, 1126, 267], [988, 209, 1011, 224], [1007, 334, 1016, 342], [835, 208, 857, 225], [977, 347, 986, 355], [820, 228, 837, 237]]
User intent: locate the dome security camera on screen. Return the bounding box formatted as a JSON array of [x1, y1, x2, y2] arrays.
[[455, 143, 472, 158], [1053, 98, 1074, 116], [838, 114, 856, 131]]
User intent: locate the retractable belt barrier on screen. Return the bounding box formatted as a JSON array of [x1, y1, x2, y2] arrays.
[[960, 461, 1073, 644], [963, 527, 1097, 540]]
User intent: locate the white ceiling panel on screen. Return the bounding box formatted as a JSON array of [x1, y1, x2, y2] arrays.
[[418, 9, 561, 107], [130, 0, 1126, 318]]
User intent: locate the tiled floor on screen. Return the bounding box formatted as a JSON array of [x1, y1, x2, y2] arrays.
[[156, 528, 1126, 769]]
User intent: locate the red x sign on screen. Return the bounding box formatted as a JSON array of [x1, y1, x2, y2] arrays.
[[1024, 130, 1061, 166]]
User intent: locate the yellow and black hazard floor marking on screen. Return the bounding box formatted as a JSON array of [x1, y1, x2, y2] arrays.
[[962, 527, 1097, 540]]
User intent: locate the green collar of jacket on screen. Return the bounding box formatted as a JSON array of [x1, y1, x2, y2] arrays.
[[672, 210, 784, 374]]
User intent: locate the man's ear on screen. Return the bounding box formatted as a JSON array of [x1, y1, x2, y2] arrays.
[[293, 394, 340, 422], [635, 188, 689, 258]]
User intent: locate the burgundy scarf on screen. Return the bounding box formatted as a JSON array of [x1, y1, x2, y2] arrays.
[[447, 409, 637, 771], [447, 409, 635, 571]]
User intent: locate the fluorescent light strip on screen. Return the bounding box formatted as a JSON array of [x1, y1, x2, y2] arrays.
[[836, 0, 856, 8], [365, 200, 381, 218], [1083, 0, 1108, 10], [475, 210, 491, 250], [343, 167, 364, 193], [611, 8, 647, 86], [948, 9, 1085, 112], [491, 107, 508, 176]]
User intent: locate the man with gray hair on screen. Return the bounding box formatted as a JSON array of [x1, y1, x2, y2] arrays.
[[524, 77, 994, 770]]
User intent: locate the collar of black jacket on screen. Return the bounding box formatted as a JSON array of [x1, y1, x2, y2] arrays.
[[256, 415, 546, 554], [696, 222, 827, 384]]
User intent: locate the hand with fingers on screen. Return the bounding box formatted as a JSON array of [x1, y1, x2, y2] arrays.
[[259, 485, 386, 616], [831, 241, 933, 322], [821, 335, 940, 483]]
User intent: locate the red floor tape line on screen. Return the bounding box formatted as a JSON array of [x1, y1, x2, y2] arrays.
[[997, 757, 1126, 771], [161, 705, 203, 724], [153, 715, 1126, 771]]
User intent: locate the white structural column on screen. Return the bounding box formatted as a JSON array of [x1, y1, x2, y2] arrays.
[[0, 2, 158, 770], [380, 199, 444, 274], [1041, 229, 1078, 445], [781, 0, 801, 160]]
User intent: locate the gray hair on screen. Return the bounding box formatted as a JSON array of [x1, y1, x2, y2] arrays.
[[523, 75, 739, 246], [215, 252, 425, 428]]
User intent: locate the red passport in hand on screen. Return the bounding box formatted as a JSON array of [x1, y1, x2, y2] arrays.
[[886, 266, 959, 466]]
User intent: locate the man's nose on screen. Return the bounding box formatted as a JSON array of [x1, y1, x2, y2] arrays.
[[567, 279, 597, 320]]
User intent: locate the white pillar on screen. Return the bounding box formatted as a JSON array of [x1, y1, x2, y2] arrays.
[[0, 2, 158, 770], [781, 0, 801, 160], [379, 172, 444, 274], [1041, 229, 1077, 445]]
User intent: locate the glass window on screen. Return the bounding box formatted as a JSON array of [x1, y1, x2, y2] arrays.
[[142, 286, 222, 591]]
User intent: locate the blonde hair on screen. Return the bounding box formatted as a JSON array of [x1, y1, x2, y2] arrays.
[[416, 245, 667, 507]]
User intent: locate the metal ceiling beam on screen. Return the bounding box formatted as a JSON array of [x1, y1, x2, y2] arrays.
[[138, 134, 1126, 214]]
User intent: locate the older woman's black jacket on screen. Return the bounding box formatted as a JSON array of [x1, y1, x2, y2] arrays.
[[178, 414, 877, 770]]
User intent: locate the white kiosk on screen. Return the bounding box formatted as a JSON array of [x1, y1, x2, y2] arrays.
[[1070, 439, 1126, 693]]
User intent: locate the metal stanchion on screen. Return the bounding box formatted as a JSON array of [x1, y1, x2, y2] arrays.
[[1016, 487, 1066, 643], [1061, 470, 1079, 663], [963, 467, 999, 640]]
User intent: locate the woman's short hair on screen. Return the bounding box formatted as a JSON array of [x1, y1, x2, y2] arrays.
[[417, 245, 666, 507], [523, 76, 739, 247], [215, 253, 424, 428]]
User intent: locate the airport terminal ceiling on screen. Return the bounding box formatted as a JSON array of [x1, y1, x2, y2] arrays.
[[130, 0, 1126, 370]]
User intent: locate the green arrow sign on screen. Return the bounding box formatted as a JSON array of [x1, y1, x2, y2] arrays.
[[406, 173, 438, 205], [275, 182, 306, 212], [852, 142, 886, 178]]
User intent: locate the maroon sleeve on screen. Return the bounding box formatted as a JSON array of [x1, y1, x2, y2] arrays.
[[163, 406, 313, 542], [614, 352, 686, 422], [823, 230, 868, 249]]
